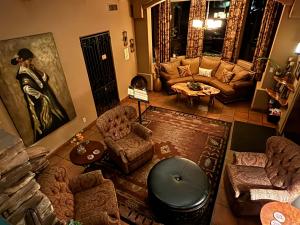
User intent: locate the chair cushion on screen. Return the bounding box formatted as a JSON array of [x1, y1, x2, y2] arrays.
[[167, 76, 194, 86], [161, 61, 181, 76], [116, 133, 153, 162], [215, 61, 235, 79], [75, 180, 119, 225], [181, 57, 200, 75], [209, 79, 235, 95], [198, 67, 212, 77], [226, 165, 272, 198], [193, 75, 212, 84]]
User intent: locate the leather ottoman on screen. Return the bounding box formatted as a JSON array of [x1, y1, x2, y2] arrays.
[[147, 157, 210, 225]]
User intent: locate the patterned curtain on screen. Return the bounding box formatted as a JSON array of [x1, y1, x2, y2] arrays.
[[158, 0, 171, 63], [186, 0, 206, 58], [222, 0, 248, 62], [252, 0, 281, 80]]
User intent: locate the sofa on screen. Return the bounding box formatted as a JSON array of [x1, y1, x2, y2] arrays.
[[159, 56, 256, 104], [38, 167, 121, 225], [224, 136, 300, 216]]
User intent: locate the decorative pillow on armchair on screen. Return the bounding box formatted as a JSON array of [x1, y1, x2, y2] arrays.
[[218, 69, 235, 83], [199, 67, 213, 77], [178, 65, 192, 77]]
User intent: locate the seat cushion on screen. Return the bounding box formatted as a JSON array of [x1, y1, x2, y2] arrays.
[[226, 165, 272, 198], [116, 133, 153, 162], [193, 75, 212, 84], [209, 79, 235, 95], [75, 180, 119, 225], [167, 76, 194, 86]]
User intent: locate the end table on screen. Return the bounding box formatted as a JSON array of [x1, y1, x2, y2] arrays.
[[70, 140, 106, 166], [260, 201, 300, 225]]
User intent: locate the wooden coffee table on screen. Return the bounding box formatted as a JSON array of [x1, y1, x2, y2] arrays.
[[260, 201, 300, 225], [171, 82, 220, 106], [70, 140, 106, 166]]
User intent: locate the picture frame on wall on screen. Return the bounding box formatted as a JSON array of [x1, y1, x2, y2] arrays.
[[0, 32, 76, 146]]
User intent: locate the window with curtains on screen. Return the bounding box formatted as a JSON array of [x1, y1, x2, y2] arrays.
[[203, 0, 230, 55], [239, 0, 282, 61]]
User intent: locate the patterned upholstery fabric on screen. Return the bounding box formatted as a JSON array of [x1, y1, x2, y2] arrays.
[[214, 61, 235, 80], [225, 136, 300, 216], [234, 152, 268, 167], [226, 164, 272, 198], [181, 57, 200, 75], [97, 106, 154, 174], [38, 167, 120, 225], [178, 65, 192, 77]]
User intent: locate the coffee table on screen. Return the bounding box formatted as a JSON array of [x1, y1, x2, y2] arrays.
[[171, 82, 220, 106], [260, 201, 300, 225], [70, 140, 106, 166]]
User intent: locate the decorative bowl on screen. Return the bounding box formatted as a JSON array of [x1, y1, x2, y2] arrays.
[[187, 82, 202, 91]]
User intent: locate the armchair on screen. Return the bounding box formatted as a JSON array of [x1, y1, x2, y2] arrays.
[[37, 167, 120, 225], [96, 105, 154, 174], [224, 136, 300, 216]]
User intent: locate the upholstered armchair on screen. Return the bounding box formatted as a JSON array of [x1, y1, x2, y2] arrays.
[[225, 136, 300, 216], [38, 167, 120, 225], [96, 105, 154, 174]]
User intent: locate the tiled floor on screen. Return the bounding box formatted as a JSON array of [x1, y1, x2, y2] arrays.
[[49, 91, 276, 225]]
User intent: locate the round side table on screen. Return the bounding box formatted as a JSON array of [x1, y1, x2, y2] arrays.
[[260, 201, 300, 225], [70, 140, 105, 166]]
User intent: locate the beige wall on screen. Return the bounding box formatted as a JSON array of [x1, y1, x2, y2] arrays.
[[0, 0, 137, 152]]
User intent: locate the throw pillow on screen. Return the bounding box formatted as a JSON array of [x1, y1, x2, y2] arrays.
[[178, 65, 192, 77], [219, 69, 235, 83], [230, 69, 250, 83], [181, 57, 200, 75], [161, 60, 181, 76], [200, 56, 221, 76], [215, 61, 235, 80], [199, 67, 213, 77]]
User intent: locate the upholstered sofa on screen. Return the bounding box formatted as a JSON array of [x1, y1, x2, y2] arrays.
[[159, 56, 255, 103], [97, 105, 154, 174], [224, 136, 300, 216], [38, 167, 120, 225]]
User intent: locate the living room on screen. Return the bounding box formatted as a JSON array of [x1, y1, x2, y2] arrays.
[[0, 0, 300, 225]]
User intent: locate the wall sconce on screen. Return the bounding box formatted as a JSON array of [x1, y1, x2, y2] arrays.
[[122, 31, 128, 47], [130, 39, 135, 52], [295, 42, 300, 55]]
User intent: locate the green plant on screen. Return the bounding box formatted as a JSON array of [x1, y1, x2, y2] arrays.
[[68, 219, 82, 225]]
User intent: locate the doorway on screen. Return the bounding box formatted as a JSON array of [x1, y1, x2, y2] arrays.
[[80, 31, 119, 116]]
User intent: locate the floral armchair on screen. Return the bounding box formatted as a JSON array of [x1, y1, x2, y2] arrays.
[[38, 167, 120, 225], [96, 105, 154, 174], [225, 136, 300, 216]]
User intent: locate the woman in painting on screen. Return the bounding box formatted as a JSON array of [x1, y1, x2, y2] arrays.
[[11, 48, 69, 141]]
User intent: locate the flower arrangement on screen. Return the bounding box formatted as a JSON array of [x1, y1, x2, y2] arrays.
[[70, 131, 84, 146]]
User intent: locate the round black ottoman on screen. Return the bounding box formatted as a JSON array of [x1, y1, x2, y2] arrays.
[[147, 157, 210, 225]]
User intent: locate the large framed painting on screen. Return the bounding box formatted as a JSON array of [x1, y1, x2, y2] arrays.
[[0, 32, 76, 146]]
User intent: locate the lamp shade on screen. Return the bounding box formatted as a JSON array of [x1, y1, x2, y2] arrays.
[[295, 42, 300, 55]]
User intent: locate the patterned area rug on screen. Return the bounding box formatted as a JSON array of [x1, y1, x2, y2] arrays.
[[98, 106, 231, 225]]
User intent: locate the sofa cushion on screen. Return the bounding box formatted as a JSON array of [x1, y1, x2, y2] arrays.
[[167, 76, 194, 86], [215, 61, 235, 79], [75, 180, 119, 225], [199, 67, 212, 77], [218, 69, 235, 83], [181, 57, 200, 75], [210, 79, 235, 95], [178, 65, 192, 77], [200, 56, 221, 76], [237, 59, 253, 70], [230, 69, 251, 83], [161, 61, 181, 76], [193, 75, 212, 84]]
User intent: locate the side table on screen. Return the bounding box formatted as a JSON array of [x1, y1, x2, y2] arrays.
[[260, 201, 300, 225], [70, 140, 106, 166]]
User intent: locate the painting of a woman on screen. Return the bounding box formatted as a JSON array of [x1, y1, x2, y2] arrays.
[[11, 48, 69, 141]]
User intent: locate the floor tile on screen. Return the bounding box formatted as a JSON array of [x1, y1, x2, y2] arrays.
[[211, 203, 238, 225]]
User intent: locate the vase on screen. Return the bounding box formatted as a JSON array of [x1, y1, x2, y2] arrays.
[[76, 144, 86, 155], [153, 77, 162, 92]]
